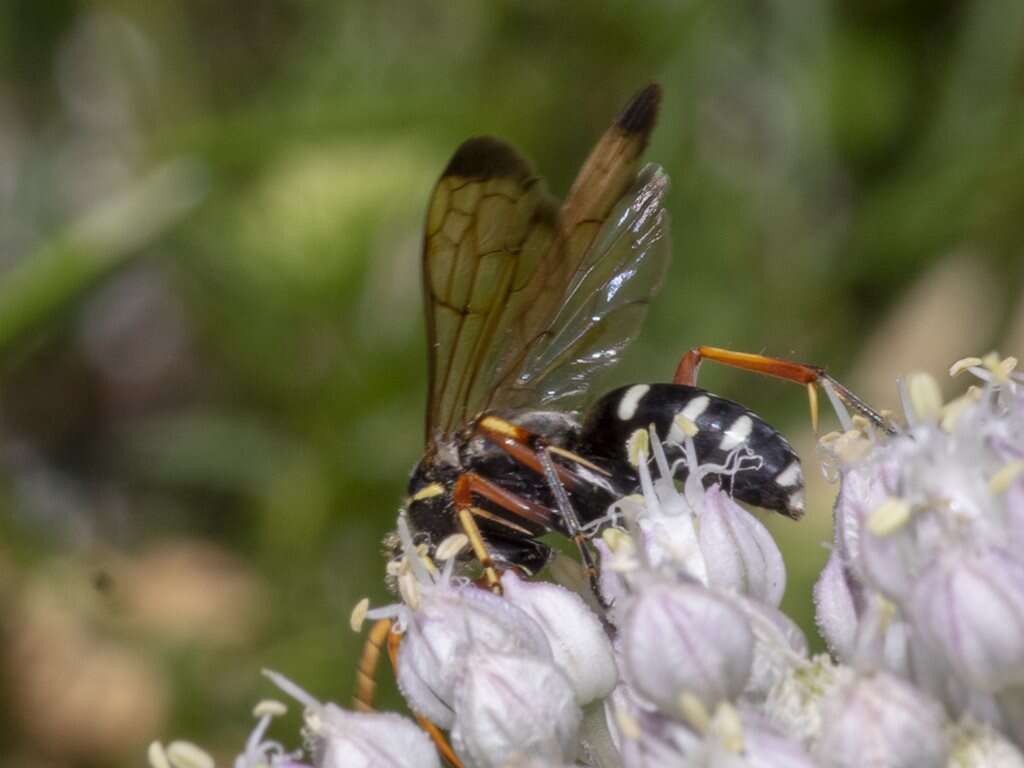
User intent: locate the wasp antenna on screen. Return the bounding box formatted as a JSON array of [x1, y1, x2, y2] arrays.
[[616, 82, 662, 144], [440, 136, 533, 181]]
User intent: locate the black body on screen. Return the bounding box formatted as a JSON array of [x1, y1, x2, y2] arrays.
[[405, 383, 804, 575]]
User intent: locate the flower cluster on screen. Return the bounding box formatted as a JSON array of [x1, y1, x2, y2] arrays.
[[151, 354, 1024, 768], [812, 354, 1024, 758]]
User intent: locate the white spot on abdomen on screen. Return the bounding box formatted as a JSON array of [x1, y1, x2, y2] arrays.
[[776, 460, 802, 487], [617, 385, 650, 421], [668, 395, 710, 442], [681, 395, 710, 421], [719, 414, 753, 451]]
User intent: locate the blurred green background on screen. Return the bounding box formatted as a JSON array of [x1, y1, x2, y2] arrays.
[[2, 1, 1023, 765]]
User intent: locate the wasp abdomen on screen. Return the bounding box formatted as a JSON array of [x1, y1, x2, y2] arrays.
[[578, 383, 805, 519]]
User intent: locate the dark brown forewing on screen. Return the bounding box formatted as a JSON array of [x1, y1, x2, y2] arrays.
[[422, 137, 560, 442]]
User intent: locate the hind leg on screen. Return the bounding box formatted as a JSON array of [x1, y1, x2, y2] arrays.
[[675, 345, 893, 434]]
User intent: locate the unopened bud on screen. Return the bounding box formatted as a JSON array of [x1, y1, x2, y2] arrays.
[[451, 651, 581, 768], [622, 584, 753, 713]]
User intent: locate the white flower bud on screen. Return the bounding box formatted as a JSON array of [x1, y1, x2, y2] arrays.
[[396, 585, 551, 728], [500, 570, 617, 706], [313, 704, 440, 768], [765, 654, 853, 747], [622, 583, 754, 714], [698, 485, 786, 607], [909, 547, 1024, 692], [814, 671, 949, 768], [948, 719, 1024, 768], [450, 651, 581, 768]]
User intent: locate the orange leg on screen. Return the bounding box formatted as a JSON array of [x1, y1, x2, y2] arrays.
[[674, 345, 894, 434], [453, 470, 555, 531], [353, 618, 394, 712], [471, 417, 610, 607], [474, 416, 589, 492], [453, 473, 514, 595]]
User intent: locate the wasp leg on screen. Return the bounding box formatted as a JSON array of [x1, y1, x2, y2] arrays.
[[453, 473, 517, 594], [475, 415, 599, 493], [473, 415, 615, 609], [353, 617, 394, 713], [536, 447, 607, 611], [674, 345, 895, 434]]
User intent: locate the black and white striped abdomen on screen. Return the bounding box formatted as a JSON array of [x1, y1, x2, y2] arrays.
[[577, 383, 805, 518]]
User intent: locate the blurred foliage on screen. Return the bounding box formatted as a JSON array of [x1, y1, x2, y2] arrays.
[[1, 1, 1023, 765]]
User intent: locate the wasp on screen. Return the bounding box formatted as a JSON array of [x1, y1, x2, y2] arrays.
[[356, 87, 889, 764], [393, 82, 888, 596]]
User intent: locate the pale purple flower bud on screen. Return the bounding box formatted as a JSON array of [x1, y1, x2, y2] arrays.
[[450, 651, 581, 768], [1005, 477, 1024, 554], [498, 758, 579, 768], [395, 585, 551, 728], [851, 597, 910, 677], [615, 706, 697, 768], [500, 570, 617, 706], [619, 701, 817, 768], [813, 551, 862, 661], [698, 485, 786, 607], [828, 442, 933, 606], [622, 583, 754, 713], [313, 705, 441, 768], [909, 547, 1024, 693], [815, 552, 914, 676], [814, 671, 949, 768], [735, 596, 808, 701], [856, 499, 922, 604], [830, 461, 889, 581], [695, 708, 818, 768], [724, 727, 817, 768]]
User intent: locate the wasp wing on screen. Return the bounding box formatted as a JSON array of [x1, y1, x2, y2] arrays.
[[422, 138, 560, 441], [422, 84, 667, 442], [489, 164, 671, 411]]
